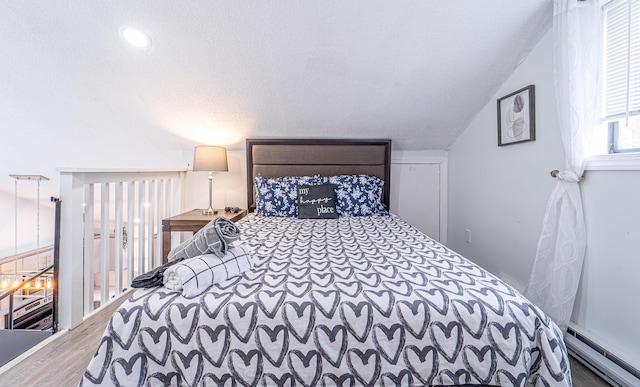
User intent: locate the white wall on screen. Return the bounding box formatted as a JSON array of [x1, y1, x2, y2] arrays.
[[448, 31, 640, 367], [574, 171, 640, 366], [448, 31, 564, 290]]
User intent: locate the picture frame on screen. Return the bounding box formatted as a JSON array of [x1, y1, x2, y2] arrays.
[[497, 85, 535, 146]]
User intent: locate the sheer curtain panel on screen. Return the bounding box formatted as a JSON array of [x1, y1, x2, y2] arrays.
[[524, 0, 601, 332]]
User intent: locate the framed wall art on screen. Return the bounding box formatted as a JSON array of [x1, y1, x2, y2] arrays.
[[497, 85, 535, 146]]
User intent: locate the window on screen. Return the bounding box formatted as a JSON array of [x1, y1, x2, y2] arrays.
[[602, 0, 640, 153]]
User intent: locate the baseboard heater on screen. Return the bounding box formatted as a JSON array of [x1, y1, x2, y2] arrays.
[[566, 326, 639, 386]]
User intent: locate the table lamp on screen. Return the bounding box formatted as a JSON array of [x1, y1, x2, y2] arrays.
[[193, 145, 228, 215]]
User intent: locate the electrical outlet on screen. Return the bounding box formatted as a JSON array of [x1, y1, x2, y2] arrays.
[[465, 229, 471, 243]]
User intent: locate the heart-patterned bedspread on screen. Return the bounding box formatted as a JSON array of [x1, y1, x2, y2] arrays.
[[80, 214, 571, 387]]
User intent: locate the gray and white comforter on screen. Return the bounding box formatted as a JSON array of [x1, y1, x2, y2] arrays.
[[81, 214, 571, 386]]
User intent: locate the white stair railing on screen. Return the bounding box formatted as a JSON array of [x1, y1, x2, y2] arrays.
[[58, 169, 186, 330]]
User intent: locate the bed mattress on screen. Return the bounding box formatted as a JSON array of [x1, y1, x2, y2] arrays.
[[80, 214, 571, 386]]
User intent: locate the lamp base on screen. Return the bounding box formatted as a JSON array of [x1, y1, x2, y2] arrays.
[[202, 207, 218, 215]]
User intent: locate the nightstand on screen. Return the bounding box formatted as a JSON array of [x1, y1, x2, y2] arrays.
[[162, 208, 247, 262]]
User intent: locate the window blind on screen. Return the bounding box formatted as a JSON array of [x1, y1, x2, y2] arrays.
[[603, 0, 640, 119]]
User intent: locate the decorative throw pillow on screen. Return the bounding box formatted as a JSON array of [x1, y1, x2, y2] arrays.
[[297, 184, 339, 219], [255, 174, 322, 216], [322, 174, 388, 216]]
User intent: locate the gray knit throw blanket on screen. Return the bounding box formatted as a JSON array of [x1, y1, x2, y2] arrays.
[[168, 216, 241, 262]]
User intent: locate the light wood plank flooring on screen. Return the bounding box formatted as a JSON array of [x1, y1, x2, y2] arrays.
[[570, 356, 613, 387], [0, 293, 614, 387]]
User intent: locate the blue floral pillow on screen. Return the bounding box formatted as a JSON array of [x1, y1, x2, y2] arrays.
[[322, 175, 388, 216], [255, 174, 322, 216]]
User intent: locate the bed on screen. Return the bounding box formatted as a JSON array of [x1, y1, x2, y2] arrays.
[[80, 138, 571, 386]]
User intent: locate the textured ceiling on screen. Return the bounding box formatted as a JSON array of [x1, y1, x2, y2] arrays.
[[0, 0, 552, 198]]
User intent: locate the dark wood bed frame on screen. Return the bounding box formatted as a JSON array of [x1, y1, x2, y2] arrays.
[[246, 138, 392, 212]]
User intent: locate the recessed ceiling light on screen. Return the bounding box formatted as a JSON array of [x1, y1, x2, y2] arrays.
[[120, 26, 151, 49]]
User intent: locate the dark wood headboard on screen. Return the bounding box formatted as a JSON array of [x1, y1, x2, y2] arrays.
[[246, 138, 392, 212]]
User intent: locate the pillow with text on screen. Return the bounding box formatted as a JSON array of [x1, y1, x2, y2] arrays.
[[297, 184, 339, 219]]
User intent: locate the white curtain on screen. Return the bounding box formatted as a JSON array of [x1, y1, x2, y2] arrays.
[[524, 0, 601, 332]]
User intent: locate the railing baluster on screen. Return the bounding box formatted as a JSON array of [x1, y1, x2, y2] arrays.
[[114, 182, 123, 296], [100, 183, 110, 306], [83, 184, 95, 314], [126, 181, 135, 285], [155, 180, 163, 268], [162, 179, 170, 256], [171, 174, 185, 249], [8, 294, 14, 329], [145, 180, 153, 272], [137, 180, 145, 279], [164, 179, 170, 224]]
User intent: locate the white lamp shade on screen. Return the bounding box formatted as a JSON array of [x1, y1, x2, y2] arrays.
[[193, 146, 228, 172]]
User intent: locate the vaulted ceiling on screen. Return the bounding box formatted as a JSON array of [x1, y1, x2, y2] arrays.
[[0, 1, 552, 198]]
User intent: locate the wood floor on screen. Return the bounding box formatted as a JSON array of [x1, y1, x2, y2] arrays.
[[0, 293, 614, 387], [570, 356, 613, 387]]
